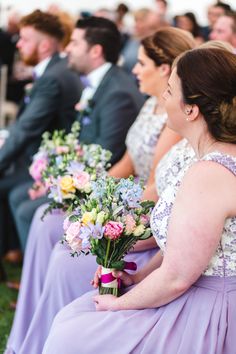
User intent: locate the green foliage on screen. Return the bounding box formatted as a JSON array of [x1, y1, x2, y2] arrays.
[[0, 262, 22, 352]]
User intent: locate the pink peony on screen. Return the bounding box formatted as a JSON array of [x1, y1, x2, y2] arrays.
[[66, 221, 81, 238], [124, 214, 136, 234], [104, 221, 124, 240], [29, 158, 48, 181], [74, 171, 90, 189], [65, 234, 83, 253]]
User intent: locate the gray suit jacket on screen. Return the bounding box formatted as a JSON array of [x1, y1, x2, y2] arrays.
[[0, 54, 82, 173], [78, 65, 145, 164]]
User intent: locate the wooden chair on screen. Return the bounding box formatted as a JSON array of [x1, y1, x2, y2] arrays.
[[0, 64, 18, 128]]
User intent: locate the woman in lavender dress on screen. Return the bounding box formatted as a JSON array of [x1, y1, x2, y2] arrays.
[[43, 48, 236, 354], [5, 28, 195, 354]]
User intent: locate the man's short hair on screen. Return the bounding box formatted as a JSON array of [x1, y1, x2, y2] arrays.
[[214, 1, 232, 13], [75, 16, 121, 64], [20, 9, 64, 41]]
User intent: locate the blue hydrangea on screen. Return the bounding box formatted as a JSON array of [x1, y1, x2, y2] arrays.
[[115, 179, 143, 208]]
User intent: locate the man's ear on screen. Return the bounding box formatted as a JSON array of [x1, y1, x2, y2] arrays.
[[89, 44, 103, 59]]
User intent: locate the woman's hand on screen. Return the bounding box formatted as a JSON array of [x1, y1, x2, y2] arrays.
[[93, 294, 119, 311], [91, 267, 136, 289], [112, 270, 135, 288], [90, 266, 102, 288]]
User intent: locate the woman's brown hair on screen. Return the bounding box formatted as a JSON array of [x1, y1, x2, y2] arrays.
[[141, 27, 196, 66], [176, 48, 236, 143]]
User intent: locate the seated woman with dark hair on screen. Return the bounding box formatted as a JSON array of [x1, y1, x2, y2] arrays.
[[43, 48, 236, 354]]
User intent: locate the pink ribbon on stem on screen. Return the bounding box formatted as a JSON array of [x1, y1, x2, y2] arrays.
[[100, 261, 137, 288]]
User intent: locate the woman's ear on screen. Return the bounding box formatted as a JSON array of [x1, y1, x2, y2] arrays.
[[184, 104, 200, 122], [159, 64, 171, 78]]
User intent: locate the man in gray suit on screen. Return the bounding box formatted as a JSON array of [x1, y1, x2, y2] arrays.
[[8, 16, 144, 256], [0, 10, 82, 265]]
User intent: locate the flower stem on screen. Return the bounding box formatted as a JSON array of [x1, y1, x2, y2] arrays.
[[104, 238, 111, 268]]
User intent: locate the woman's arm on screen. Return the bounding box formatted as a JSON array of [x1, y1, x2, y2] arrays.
[[131, 236, 158, 252], [94, 161, 236, 311], [108, 151, 135, 178]]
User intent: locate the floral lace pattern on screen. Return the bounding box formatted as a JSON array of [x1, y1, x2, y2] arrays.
[[126, 97, 167, 183], [155, 139, 195, 196], [151, 151, 236, 277]]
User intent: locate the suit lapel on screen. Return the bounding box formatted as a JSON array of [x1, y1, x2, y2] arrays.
[[43, 53, 61, 73]]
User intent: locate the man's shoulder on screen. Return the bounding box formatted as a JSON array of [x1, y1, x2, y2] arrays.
[[40, 56, 82, 89], [102, 65, 140, 93], [44, 57, 74, 77]]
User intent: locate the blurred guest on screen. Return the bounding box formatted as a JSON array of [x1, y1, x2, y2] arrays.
[[115, 3, 129, 31], [47, 6, 75, 50], [175, 12, 204, 45], [210, 12, 236, 49], [202, 1, 232, 40], [154, 0, 170, 26], [121, 7, 163, 75], [0, 10, 82, 260]]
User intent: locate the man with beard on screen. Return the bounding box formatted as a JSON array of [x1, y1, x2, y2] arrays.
[[0, 10, 82, 267]]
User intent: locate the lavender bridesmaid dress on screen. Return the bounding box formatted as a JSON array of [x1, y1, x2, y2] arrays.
[[4, 207, 64, 354], [42, 153, 236, 354], [5, 97, 167, 354]]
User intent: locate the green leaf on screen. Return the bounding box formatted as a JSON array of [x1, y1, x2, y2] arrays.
[[109, 260, 125, 270]]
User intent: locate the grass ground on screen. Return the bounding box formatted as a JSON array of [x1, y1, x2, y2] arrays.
[[0, 262, 22, 353]]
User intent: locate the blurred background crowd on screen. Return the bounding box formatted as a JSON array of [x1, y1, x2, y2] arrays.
[[0, 0, 235, 124]]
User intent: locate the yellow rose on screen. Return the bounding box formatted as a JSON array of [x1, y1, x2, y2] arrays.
[[133, 224, 145, 237], [82, 209, 97, 225], [59, 176, 76, 194]]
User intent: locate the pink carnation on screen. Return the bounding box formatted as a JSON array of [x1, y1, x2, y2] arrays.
[[74, 171, 90, 189], [29, 158, 48, 181], [104, 221, 124, 240], [55, 146, 70, 154], [124, 214, 136, 234]]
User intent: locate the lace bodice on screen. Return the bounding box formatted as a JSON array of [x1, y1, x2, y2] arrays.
[[126, 97, 167, 183], [155, 139, 195, 196], [151, 151, 236, 277]]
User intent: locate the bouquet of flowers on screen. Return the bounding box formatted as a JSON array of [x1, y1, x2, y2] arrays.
[[28, 122, 112, 214], [63, 176, 155, 296]]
